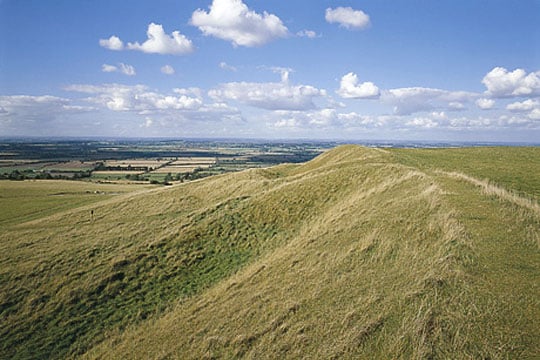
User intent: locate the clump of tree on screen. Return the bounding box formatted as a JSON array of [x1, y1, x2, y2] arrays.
[[125, 174, 146, 181], [0, 169, 91, 181]]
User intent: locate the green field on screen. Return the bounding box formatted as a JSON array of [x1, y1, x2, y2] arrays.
[[1, 146, 538, 359], [0, 180, 156, 226]]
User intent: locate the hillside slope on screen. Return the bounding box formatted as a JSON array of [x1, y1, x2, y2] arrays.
[[1, 146, 539, 359]]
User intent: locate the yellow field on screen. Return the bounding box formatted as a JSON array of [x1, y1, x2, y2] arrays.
[[170, 157, 216, 165], [103, 159, 170, 168], [92, 170, 145, 175]]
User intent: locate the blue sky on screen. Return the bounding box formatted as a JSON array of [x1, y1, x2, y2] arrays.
[[1, 0, 539, 141]]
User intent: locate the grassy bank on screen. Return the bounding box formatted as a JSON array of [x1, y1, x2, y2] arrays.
[[1, 145, 538, 359]]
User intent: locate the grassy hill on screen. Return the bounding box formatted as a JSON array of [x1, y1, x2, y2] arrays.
[[1, 145, 538, 359]]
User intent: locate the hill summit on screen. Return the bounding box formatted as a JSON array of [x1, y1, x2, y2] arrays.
[[1, 145, 539, 359]]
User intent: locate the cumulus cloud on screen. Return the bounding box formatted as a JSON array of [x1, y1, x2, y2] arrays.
[[475, 98, 495, 110], [99, 35, 124, 50], [161, 65, 175, 75], [66, 84, 202, 112], [506, 99, 540, 121], [102, 63, 136, 76], [382, 87, 475, 115], [272, 109, 337, 128], [482, 67, 540, 97], [209, 73, 326, 111], [337, 72, 380, 99], [325, 7, 370, 29], [65, 83, 242, 125], [506, 99, 538, 112], [191, 0, 288, 47], [271, 109, 384, 129], [406, 117, 439, 129], [126, 23, 194, 55], [529, 108, 540, 120]]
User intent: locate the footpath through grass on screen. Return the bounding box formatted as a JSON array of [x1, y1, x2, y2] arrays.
[[389, 147, 540, 201]]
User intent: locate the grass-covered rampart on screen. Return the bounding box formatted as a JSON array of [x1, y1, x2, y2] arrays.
[[1, 145, 538, 359]]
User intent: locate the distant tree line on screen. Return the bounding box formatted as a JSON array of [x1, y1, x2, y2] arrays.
[[0, 169, 92, 180]]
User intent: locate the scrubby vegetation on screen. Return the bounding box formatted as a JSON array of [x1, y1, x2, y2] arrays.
[[1, 145, 538, 359]]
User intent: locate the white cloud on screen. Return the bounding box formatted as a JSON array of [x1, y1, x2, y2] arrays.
[[529, 108, 540, 120], [270, 67, 293, 83], [336, 112, 382, 127], [506, 99, 538, 112], [173, 87, 203, 98], [101, 64, 118, 73], [209, 75, 326, 111], [161, 65, 175, 75], [449, 102, 465, 110], [476, 98, 495, 110], [506, 99, 540, 121], [141, 117, 153, 128], [337, 72, 380, 99], [101, 63, 136, 76], [100, 24, 193, 55], [297, 30, 318, 38], [0, 95, 93, 131], [119, 63, 136, 76], [126, 23, 194, 55], [273, 117, 301, 129], [66, 84, 202, 112], [407, 117, 439, 129], [271, 109, 336, 128], [382, 87, 475, 115], [431, 111, 448, 121], [271, 109, 384, 129], [191, 0, 288, 47], [99, 35, 124, 50], [482, 67, 540, 97], [65, 84, 242, 125], [325, 7, 370, 30], [219, 62, 237, 72]]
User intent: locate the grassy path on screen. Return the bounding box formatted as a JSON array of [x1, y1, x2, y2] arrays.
[[433, 171, 540, 358]]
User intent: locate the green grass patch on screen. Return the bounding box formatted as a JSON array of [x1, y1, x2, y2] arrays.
[[0, 180, 152, 226], [389, 147, 540, 200]]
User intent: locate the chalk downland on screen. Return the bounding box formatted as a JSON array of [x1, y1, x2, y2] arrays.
[[1, 146, 538, 359]]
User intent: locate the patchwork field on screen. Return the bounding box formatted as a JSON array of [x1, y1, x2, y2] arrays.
[[0, 145, 538, 359], [0, 140, 325, 182]]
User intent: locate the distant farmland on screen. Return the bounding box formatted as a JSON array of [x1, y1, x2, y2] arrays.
[[0, 140, 327, 182]]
